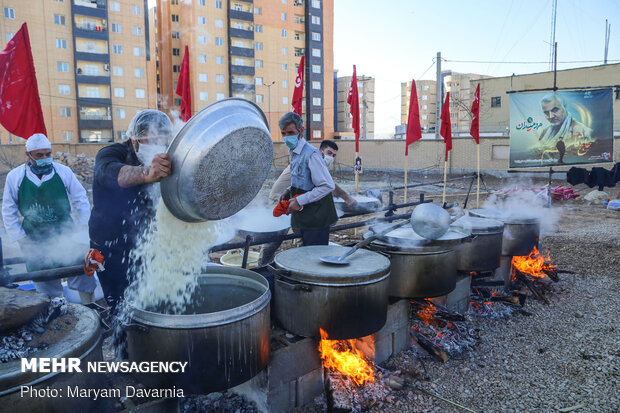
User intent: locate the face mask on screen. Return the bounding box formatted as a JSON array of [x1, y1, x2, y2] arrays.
[[323, 155, 334, 166], [136, 143, 167, 167], [29, 157, 53, 175], [283, 134, 299, 149]]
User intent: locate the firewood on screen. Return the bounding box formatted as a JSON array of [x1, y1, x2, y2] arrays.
[[410, 329, 450, 362], [324, 369, 354, 412], [411, 299, 466, 321], [543, 266, 559, 282], [514, 270, 550, 305]]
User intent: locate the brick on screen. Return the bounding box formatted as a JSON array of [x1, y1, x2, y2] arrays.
[[268, 338, 322, 389], [295, 368, 324, 407]]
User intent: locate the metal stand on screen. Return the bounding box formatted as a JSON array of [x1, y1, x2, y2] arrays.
[[463, 172, 491, 209]]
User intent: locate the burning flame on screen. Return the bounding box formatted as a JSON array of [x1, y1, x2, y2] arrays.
[[318, 328, 375, 386], [511, 246, 557, 279], [415, 299, 438, 324]]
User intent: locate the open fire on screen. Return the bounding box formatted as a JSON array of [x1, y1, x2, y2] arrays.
[[318, 328, 375, 386], [511, 246, 557, 280]]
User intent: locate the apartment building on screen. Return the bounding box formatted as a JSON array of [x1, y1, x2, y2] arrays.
[[155, 0, 334, 141], [0, 0, 156, 143], [335, 74, 374, 139], [400, 79, 435, 131]]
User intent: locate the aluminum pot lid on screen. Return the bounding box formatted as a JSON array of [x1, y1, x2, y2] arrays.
[[469, 208, 539, 225], [161, 98, 273, 222], [451, 216, 504, 235], [368, 222, 468, 250], [231, 207, 291, 234], [333, 195, 382, 213], [274, 246, 390, 285]]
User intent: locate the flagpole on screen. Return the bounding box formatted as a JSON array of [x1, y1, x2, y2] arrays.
[[355, 151, 359, 194], [476, 144, 480, 208], [442, 159, 448, 205], [404, 154, 408, 203]]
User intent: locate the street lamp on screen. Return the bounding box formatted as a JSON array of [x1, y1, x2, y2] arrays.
[[266, 80, 276, 131]]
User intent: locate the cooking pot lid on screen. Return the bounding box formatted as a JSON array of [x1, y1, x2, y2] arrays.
[[368, 222, 468, 248], [334, 195, 382, 213], [469, 208, 539, 225], [162, 98, 273, 222], [274, 246, 390, 285], [451, 216, 504, 234], [231, 207, 291, 234]]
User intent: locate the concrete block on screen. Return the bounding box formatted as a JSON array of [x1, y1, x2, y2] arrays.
[[393, 325, 411, 356], [267, 381, 296, 413], [374, 333, 393, 365], [268, 338, 321, 389], [432, 275, 471, 315], [295, 368, 324, 407], [377, 299, 410, 337]]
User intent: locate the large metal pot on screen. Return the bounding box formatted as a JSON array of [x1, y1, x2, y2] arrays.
[[125, 266, 271, 394], [162, 98, 273, 222], [469, 209, 540, 256], [451, 216, 504, 272], [232, 207, 291, 243], [365, 223, 469, 298], [274, 245, 391, 340], [0, 305, 109, 413], [334, 195, 382, 214]]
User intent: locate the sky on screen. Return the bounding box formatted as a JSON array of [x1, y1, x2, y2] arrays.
[[148, 0, 620, 137], [334, 0, 620, 136]]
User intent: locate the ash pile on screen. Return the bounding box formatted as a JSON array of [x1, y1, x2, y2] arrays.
[[182, 392, 259, 413]]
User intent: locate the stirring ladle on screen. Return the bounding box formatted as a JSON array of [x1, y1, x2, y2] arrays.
[[320, 219, 412, 265]]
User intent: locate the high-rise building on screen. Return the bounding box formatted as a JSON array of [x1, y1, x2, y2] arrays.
[[400, 72, 490, 133], [0, 0, 157, 143], [335, 74, 374, 139], [155, 0, 334, 141]]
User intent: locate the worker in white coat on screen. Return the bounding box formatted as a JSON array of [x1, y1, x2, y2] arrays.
[[1, 134, 97, 302]]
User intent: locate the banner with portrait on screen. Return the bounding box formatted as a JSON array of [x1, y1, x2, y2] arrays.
[[509, 89, 614, 168]]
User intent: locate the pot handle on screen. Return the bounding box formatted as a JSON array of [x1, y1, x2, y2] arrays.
[[276, 275, 312, 292], [463, 235, 478, 243], [122, 322, 148, 332]]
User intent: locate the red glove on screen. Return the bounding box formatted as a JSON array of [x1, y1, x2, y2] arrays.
[[84, 248, 105, 276], [273, 194, 301, 217]]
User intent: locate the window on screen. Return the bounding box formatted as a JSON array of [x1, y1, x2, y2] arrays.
[[112, 45, 123, 54], [312, 113, 321, 121], [199, 73, 208, 82], [133, 26, 143, 36], [116, 131, 126, 140], [216, 56, 224, 64], [282, 80, 288, 88], [200, 92, 209, 101], [254, 7, 262, 15], [5, 32, 13, 42], [198, 0, 205, 5], [311, 64, 321, 73], [58, 84, 70, 95], [171, 14, 179, 22], [233, 40, 245, 47], [114, 88, 125, 98], [312, 0, 320, 8], [134, 68, 144, 78], [57, 62, 69, 72], [198, 16, 206, 25], [172, 65, 180, 73], [85, 87, 100, 98], [111, 23, 121, 33], [255, 77, 263, 85], [215, 0, 222, 8], [421, 115, 428, 120], [491, 96, 501, 107], [313, 130, 322, 139], [173, 98, 181, 106], [281, 13, 287, 20], [282, 0, 286, 3], [83, 41, 97, 52], [255, 60, 263, 68], [311, 15, 320, 25], [198, 36, 207, 44], [422, 104, 428, 110], [282, 47, 287, 55], [282, 29, 287, 37], [133, 47, 144, 56], [311, 32, 321, 41], [135, 89, 145, 98], [215, 19, 223, 27], [255, 25, 262, 33], [54, 14, 65, 25], [110, 1, 120, 11], [422, 85, 429, 91], [198, 54, 207, 63], [113, 66, 123, 76], [282, 63, 288, 71], [312, 81, 321, 90], [83, 64, 98, 76], [255, 42, 263, 51], [312, 97, 321, 106], [172, 48, 180, 56], [4, 8, 15, 19], [132, 5, 142, 15], [216, 74, 224, 83], [216, 93, 225, 100], [282, 96, 288, 105], [312, 48, 321, 57], [60, 107, 71, 117], [56, 39, 67, 49], [171, 31, 180, 39], [115, 108, 126, 119], [256, 94, 263, 103], [62, 131, 74, 141], [615, 87, 620, 100], [422, 95, 428, 101], [215, 37, 223, 46]]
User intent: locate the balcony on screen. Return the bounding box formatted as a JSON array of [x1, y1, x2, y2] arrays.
[[78, 118, 113, 130], [74, 52, 109, 62], [231, 65, 255, 76], [74, 0, 106, 9], [229, 9, 253, 21], [231, 83, 255, 94], [230, 28, 254, 40], [76, 74, 110, 85], [73, 3, 107, 18], [230, 46, 254, 58], [76, 97, 112, 107], [74, 27, 108, 40]]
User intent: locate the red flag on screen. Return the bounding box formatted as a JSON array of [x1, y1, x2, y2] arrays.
[[470, 83, 480, 144], [440, 92, 452, 162], [175, 45, 191, 122], [291, 56, 304, 115], [0, 23, 47, 139], [405, 79, 422, 156], [347, 65, 360, 152]]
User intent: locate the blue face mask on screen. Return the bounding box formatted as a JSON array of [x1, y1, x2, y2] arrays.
[[29, 157, 53, 175], [283, 134, 299, 149]]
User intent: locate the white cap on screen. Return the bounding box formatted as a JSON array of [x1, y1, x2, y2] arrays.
[[25, 134, 52, 152]]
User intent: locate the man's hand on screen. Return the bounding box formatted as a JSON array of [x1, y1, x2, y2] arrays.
[[279, 189, 291, 202], [344, 196, 358, 207], [145, 153, 171, 183], [287, 197, 302, 213]]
